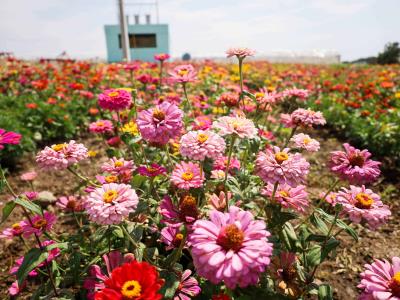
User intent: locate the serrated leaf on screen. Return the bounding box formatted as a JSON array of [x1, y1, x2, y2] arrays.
[[1, 201, 16, 223], [17, 248, 49, 285], [14, 197, 42, 215]]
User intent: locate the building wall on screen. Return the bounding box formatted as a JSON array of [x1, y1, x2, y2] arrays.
[[104, 24, 169, 62]]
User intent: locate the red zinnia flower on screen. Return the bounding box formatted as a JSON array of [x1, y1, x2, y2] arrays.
[[94, 260, 164, 300]]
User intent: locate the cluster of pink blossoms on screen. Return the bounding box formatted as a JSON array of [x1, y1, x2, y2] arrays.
[[137, 101, 184, 145], [255, 146, 310, 187], [36, 140, 88, 170], [189, 206, 273, 289], [180, 130, 226, 161], [97, 88, 132, 111]]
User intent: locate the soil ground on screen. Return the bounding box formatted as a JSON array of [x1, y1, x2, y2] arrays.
[[0, 134, 399, 299]]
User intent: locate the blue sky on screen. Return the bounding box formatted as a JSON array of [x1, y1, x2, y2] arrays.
[[1, 0, 399, 60]]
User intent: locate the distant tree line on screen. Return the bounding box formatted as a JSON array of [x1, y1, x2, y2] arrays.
[[346, 42, 400, 65]]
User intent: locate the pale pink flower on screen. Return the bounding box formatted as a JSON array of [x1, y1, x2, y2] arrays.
[[89, 120, 114, 134], [101, 157, 135, 175], [213, 116, 257, 139], [261, 183, 309, 213], [36, 140, 88, 170], [174, 269, 201, 300], [255, 146, 310, 187], [336, 185, 391, 230], [169, 64, 197, 83], [180, 130, 226, 161], [330, 143, 381, 184], [171, 161, 204, 190], [226, 47, 256, 59], [208, 191, 231, 211], [85, 183, 139, 225], [282, 88, 309, 100], [137, 101, 184, 145], [189, 206, 273, 289], [281, 108, 326, 128], [21, 212, 56, 238], [20, 171, 37, 181], [291, 133, 320, 152], [57, 195, 85, 212], [255, 89, 283, 106], [358, 256, 400, 300], [213, 155, 241, 173]]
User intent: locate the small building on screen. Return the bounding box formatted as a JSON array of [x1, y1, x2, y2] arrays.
[[104, 23, 169, 62]]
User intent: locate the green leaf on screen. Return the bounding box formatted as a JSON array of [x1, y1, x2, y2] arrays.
[[318, 284, 333, 300], [17, 248, 49, 285], [14, 197, 42, 215], [280, 222, 298, 251], [306, 245, 322, 267], [159, 270, 180, 299], [310, 213, 329, 234], [336, 219, 358, 241], [1, 201, 16, 223]]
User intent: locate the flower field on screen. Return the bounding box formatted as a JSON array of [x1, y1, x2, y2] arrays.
[[0, 50, 399, 299]]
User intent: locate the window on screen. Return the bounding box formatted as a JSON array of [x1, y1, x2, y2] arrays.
[[118, 34, 157, 48]]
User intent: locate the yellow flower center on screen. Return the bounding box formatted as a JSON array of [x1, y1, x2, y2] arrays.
[[255, 92, 265, 98], [217, 224, 244, 251], [179, 195, 198, 219], [197, 133, 209, 144], [52, 143, 67, 152], [114, 161, 123, 167], [303, 138, 311, 145], [108, 91, 119, 97], [105, 175, 118, 183], [88, 150, 97, 157], [33, 219, 47, 229], [175, 233, 184, 240], [121, 280, 142, 299], [12, 223, 22, 230], [275, 152, 289, 164], [96, 121, 105, 127], [280, 191, 289, 198], [178, 69, 188, 76], [103, 190, 118, 203], [152, 109, 165, 121], [355, 193, 374, 209], [181, 171, 194, 181], [389, 271, 400, 296]]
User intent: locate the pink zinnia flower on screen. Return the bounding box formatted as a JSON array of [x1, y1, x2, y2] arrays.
[[169, 64, 197, 83], [101, 157, 135, 175], [57, 195, 85, 212], [226, 47, 256, 59], [358, 256, 400, 300], [180, 130, 226, 161], [98, 88, 132, 111], [189, 206, 273, 289], [159, 195, 199, 225], [89, 120, 114, 134], [36, 140, 88, 170], [171, 162, 204, 190], [23, 191, 39, 200], [336, 185, 391, 230], [21, 211, 56, 238], [291, 133, 320, 152], [255, 146, 310, 187], [282, 88, 309, 100], [0, 128, 22, 149], [160, 224, 187, 250], [330, 143, 381, 184], [20, 171, 37, 181], [213, 116, 257, 139], [255, 89, 282, 106], [85, 183, 139, 225], [261, 183, 309, 213], [174, 269, 201, 300], [208, 191, 231, 211], [0, 221, 25, 239], [137, 163, 167, 177], [154, 53, 170, 61], [192, 116, 212, 130], [9, 281, 24, 296], [137, 101, 184, 145], [281, 108, 326, 128], [213, 155, 241, 173]]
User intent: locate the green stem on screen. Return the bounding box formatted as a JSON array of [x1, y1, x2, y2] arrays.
[[283, 125, 298, 148], [223, 135, 236, 206], [182, 83, 194, 118]]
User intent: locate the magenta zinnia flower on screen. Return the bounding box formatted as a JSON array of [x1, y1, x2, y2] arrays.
[[0, 128, 22, 149], [154, 53, 170, 61], [174, 269, 201, 300], [213, 116, 257, 139], [101, 157, 135, 175], [0, 222, 25, 239], [336, 185, 391, 230], [180, 130, 226, 161], [189, 206, 273, 289], [57, 195, 85, 212], [255, 146, 310, 187], [261, 183, 309, 213], [137, 163, 167, 177], [160, 224, 187, 250], [85, 183, 139, 225], [98, 88, 132, 111], [171, 161, 204, 190], [89, 120, 114, 134], [159, 195, 200, 225], [169, 64, 197, 83], [330, 143, 381, 184], [36, 140, 88, 170], [226, 47, 256, 59], [137, 101, 184, 145], [358, 256, 400, 300], [291, 133, 320, 152], [21, 211, 56, 238]]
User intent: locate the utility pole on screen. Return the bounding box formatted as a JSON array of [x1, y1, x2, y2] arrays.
[[118, 0, 131, 62]]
